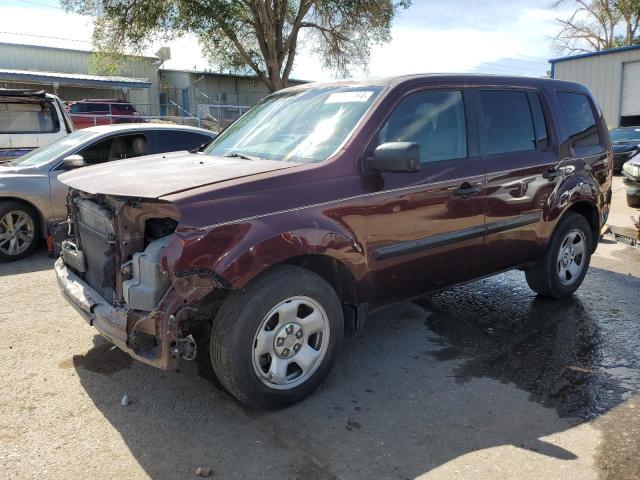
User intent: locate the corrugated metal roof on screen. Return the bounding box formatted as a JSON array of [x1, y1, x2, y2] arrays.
[[0, 68, 152, 88], [0, 41, 158, 61], [549, 45, 640, 64]]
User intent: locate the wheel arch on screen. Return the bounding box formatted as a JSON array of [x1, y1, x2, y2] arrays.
[[562, 199, 599, 252], [167, 222, 369, 299], [0, 196, 45, 236]]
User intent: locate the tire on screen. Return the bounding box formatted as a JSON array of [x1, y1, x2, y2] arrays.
[[627, 192, 640, 208], [210, 265, 343, 409], [525, 212, 593, 299], [0, 201, 40, 262]]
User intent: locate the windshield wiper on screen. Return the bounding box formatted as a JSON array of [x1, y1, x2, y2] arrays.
[[189, 140, 213, 154], [224, 152, 260, 161]]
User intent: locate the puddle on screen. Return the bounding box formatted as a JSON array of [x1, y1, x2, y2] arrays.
[[416, 268, 640, 419]]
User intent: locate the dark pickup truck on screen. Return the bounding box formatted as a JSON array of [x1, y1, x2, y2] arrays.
[[55, 74, 612, 408]]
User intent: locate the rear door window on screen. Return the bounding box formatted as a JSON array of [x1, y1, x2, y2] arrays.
[[477, 90, 537, 155], [0, 101, 60, 133], [378, 90, 467, 164], [556, 92, 600, 148]]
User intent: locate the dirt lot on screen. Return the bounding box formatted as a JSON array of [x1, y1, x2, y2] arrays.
[[0, 176, 638, 480]]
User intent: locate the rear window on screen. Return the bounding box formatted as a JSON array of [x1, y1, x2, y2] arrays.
[[557, 92, 600, 148], [0, 101, 59, 133]]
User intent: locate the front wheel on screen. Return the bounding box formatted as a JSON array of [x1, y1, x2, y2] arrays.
[[627, 192, 640, 208], [210, 265, 343, 409], [0, 201, 40, 262], [525, 212, 593, 299]]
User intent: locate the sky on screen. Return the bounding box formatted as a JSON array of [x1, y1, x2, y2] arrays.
[[0, 0, 575, 80]]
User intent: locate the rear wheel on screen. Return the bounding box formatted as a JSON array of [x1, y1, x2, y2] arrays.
[[210, 265, 343, 409], [0, 201, 40, 262], [525, 212, 592, 299], [627, 192, 640, 208]]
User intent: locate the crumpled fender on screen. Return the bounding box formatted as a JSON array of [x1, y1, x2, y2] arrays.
[[161, 212, 368, 302]]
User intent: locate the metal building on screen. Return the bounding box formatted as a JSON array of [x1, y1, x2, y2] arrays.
[[550, 45, 640, 129], [0, 42, 159, 114], [0, 42, 308, 125]]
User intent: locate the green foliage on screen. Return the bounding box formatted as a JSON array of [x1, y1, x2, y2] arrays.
[[62, 0, 411, 91]]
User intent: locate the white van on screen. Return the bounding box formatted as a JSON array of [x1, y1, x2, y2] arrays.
[[0, 89, 74, 162]]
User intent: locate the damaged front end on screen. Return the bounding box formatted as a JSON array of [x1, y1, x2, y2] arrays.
[[55, 189, 226, 369]]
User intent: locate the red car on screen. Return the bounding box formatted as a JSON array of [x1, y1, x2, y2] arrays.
[[56, 75, 613, 408], [67, 99, 140, 129]]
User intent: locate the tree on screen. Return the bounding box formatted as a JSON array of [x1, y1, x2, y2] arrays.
[[553, 0, 640, 54], [62, 0, 411, 92]]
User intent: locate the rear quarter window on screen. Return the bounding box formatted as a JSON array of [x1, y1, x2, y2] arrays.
[[556, 92, 600, 148], [0, 101, 60, 133], [112, 104, 137, 114]]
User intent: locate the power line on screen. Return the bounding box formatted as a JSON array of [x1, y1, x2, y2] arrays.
[[472, 62, 548, 75], [514, 53, 551, 60], [0, 31, 91, 44], [13, 0, 63, 9], [476, 62, 546, 74], [502, 57, 550, 66]]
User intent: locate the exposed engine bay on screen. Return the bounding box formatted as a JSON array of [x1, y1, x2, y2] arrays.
[[58, 189, 205, 368]]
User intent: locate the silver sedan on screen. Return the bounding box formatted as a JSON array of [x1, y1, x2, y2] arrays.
[[0, 123, 215, 261]]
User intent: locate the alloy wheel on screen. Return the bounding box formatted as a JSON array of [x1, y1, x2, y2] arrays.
[[0, 211, 35, 257]]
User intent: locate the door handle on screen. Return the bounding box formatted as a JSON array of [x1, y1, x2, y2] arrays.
[[542, 168, 562, 181], [453, 182, 482, 198]]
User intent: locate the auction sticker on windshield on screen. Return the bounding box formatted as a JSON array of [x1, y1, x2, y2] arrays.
[[325, 91, 374, 103]]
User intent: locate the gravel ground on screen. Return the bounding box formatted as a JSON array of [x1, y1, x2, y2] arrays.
[[0, 176, 638, 480]]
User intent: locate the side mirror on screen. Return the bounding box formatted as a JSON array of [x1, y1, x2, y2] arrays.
[[62, 154, 86, 169], [370, 142, 420, 173]]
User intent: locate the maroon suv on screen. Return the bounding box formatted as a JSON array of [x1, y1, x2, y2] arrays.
[[55, 75, 612, 408]]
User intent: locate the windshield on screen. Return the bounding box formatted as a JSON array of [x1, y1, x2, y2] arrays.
[[610, 127, 640, 143], [205, 86, 382, 163], [7, 131, 94, 167]]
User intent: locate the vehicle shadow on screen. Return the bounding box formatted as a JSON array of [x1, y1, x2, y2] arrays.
[[71, 267, 639, 479], [0, 248, 54, 277]]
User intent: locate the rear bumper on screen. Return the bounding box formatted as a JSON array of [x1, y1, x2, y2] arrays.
[[55, 258, 171, 369]]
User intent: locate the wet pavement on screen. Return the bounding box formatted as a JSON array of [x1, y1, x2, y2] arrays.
[[418, 267, 640, 420], [1, 237, 639, 479]]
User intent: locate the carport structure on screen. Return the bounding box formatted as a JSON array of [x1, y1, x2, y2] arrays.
[[0, 42, 161, 115], [0, 68, 153, 111]]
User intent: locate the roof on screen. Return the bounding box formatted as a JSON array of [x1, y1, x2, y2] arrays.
[[0, 68, 152, 89], [159, 68, 309, 84], [0, 88, 49, 98], [70, 99, 133, 104], [81, 123, 215, 135], [282, 73, 574, 91], [0, 41, 158, 61], [548, 45, 640, 64]]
